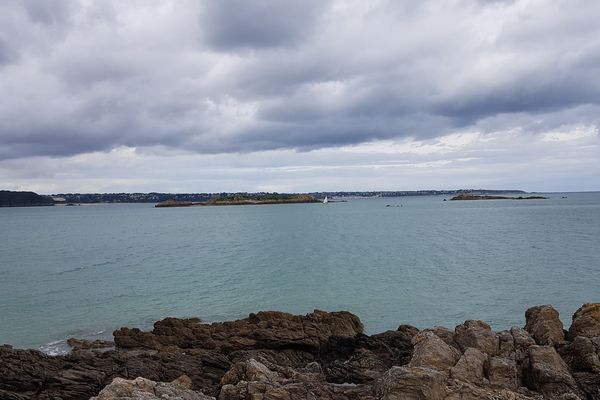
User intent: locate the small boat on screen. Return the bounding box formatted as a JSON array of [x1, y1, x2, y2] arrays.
[[323, 196, 328, 204]]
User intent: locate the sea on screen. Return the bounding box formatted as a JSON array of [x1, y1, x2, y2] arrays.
[[1, 192, 599, 354]]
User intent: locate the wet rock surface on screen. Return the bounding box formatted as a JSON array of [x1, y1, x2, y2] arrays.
[[1, 304, 599, 400]]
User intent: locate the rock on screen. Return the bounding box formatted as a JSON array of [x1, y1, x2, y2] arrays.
[[377, 366, 447, 400], [445, 380, 537, 400], [398, 324, 420, 337], [90, 376, 215, 400], [450, 347, 488, 384], [220, 358, 282, 386], [525, 305, 565, 346], [455, 320, 499, 356], [4, 305, 600, 400], [67, 338, 114, 352], [408, 331, 459, 372], [558, 336, 600, 373], [114, 310, 363, 353], [320, 331, 413, 384], [568, 303, 600, 340], [498, 330, 516, 357], [488, 356, 519, 389], [524, 345, 582, 399], [424, 326, 461, 351]]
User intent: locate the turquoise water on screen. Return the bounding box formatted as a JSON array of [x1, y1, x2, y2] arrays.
[[1, 193, 599, 351]]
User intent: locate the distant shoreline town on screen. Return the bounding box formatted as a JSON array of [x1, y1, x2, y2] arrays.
[[0, 189, 530, 207]]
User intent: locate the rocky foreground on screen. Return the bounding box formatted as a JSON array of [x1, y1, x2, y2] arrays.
[[2, 305, 600, 400]]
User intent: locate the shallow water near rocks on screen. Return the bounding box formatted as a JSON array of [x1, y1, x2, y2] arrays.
[[1, 192, 599, 352]]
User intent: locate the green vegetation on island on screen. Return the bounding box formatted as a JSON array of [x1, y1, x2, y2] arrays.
[[450, 193, 547, 201], [155, 193, 319, 207]]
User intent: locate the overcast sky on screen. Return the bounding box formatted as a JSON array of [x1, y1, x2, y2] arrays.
[[1, 0, 599, 193]]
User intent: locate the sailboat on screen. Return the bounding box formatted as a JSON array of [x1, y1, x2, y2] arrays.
[[322, 196, 328, 204]]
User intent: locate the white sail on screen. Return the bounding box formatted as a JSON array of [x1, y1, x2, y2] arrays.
[[323, 196, 328, 204]]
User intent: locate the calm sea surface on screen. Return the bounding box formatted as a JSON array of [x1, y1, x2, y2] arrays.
[[1, 193, 599, 353]]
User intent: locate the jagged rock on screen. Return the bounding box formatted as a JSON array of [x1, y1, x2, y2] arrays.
[[114, 310, 363, 353], [559, 336, 600, 373], [377, 366, 446, 400], [525, 305, 565, 346], [455, 320, 499, 356], [524, 345, 582, 399], [488, 356, 519, 389], [568, 303, 600, 340], [3, 305, 600, 400], [423, 326, 461, 351], [572, 371, 600, 400], [510, 326, 536, 359], [218, 358, 376, 400], [90, 376, 215, 400], [498, 330, 516, 356], [445, 379, 538, 400], [320, 331, 413, 383], [450, 347, 488, 384], [408, 331, 459, 372], [220, 358, 282, 386]]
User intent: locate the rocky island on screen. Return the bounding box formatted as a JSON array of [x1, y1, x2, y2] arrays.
[[155, 194, 320, 207], [2, 303, 600, 399], [450, 193, 547, 201]]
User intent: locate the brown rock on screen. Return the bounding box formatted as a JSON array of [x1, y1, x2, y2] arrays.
[[524, 345, 582, 398], [455, 320, 499, 356], [450, 347, 488, 384], [558, 336, 600, 373], [525, 305, 565, 346], [114, 310, 363, 353], [66, 338, 114, 352], [488, 357, 519, 389], [409, 331, 460, 371], [377, 366, 447, 400], [568, 303, 600, 340], [90, 376, 215, 400], [398, 324, 420, 337], [445, 380, 537, 400]]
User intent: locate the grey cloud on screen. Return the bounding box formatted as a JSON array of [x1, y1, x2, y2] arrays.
[[1, 0, 600, 161], [21, 0, 75, 26], [0, 36, 18, 65], [199, 0, 327, 50]]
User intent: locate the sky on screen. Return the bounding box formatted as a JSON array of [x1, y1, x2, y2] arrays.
[[0, 0, 599, 194]]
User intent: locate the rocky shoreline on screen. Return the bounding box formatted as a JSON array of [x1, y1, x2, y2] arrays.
[[2, 304, 600, 400]]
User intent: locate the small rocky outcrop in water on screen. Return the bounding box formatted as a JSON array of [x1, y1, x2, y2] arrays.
[[1, 305, 600, 400]]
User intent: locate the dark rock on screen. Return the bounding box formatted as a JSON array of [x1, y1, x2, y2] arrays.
[[114, 310, 363, 353], [67, 338, 114, 352]]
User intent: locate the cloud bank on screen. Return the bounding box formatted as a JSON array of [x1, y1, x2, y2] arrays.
[[0, 0, 599, 191]]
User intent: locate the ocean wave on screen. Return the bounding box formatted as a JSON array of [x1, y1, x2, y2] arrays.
[[39, 340, 70, 356]]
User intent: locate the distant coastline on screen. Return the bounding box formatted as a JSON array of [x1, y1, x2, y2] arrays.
[[1, 189, 533, 207]]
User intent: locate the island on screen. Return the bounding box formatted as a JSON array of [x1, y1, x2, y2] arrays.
[[0, 190, 55, 207], [155, 193, 320, 207], [450, 193, 547, 201], [1, 303, 599, 399]]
